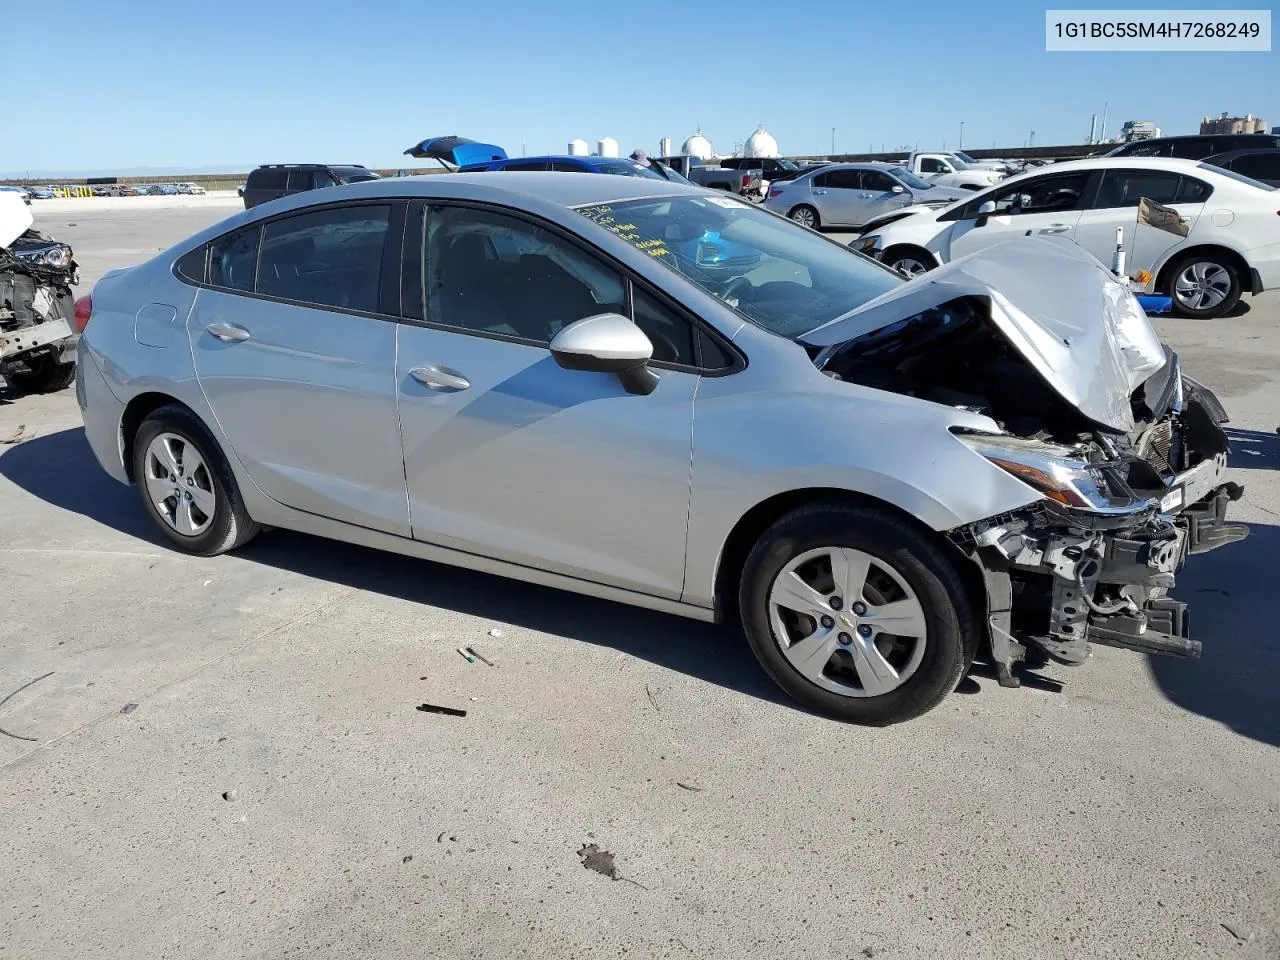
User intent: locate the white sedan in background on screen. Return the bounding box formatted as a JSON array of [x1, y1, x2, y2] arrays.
[[857, 157, 1280, 318]]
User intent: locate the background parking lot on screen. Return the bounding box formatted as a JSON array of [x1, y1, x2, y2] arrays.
[[1, 198, 1277, 959]]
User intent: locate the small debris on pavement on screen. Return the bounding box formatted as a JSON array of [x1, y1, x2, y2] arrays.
[[1, 425, 33, 445], [456, 647, 475, 664], [417, 702, 467, 717], [120, 703, 138, 715], [402, 854, 413, 863], [1221, 922, 1252, 942], [221, 790, 238, 802], [467, 647, 494, 666], [676, 782, 702, 792], [578, 843, 618, 879], [437, 831, 447, 843], [645, 684, 661, 712], [487, 628, 503, 638], [0, 670, 54, 742]]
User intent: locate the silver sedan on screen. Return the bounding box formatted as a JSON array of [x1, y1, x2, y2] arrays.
[[75, 173, 1244, 724], [763, 162, 970, 230]]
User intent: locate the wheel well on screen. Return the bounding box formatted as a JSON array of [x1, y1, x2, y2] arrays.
[[880, 244, 936, 267], [1154, 244, 1249, 293], [119, 392, 189, 482], [712, 487, 983, 627]]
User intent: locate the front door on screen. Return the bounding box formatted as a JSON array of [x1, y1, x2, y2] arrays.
[[1071, 168, 1209, 281], [945, 170, 1094, 262], [395, 203, 699, 599], [856, 169, 912, 225], [187, 202, 409, 536]]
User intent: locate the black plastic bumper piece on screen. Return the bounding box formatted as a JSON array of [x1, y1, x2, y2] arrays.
[[1088, 598, 1202, 659], [1185, 482, 1248, 555]]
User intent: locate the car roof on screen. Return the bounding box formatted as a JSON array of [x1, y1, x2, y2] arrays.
[[1020, 156, 1221, 174], [809, 161, 898, 172], [1203, 147, 1280, 162]]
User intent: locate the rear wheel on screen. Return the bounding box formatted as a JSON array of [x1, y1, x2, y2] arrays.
[[8, 354, 76, 393], [739, 502, 978, 725], [132, 405, 260, 556], [788, 205, 820, 229], [1165, 252, 1241, 319]]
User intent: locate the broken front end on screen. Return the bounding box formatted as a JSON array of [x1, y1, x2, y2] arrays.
[[948, 359, 1246, 684]]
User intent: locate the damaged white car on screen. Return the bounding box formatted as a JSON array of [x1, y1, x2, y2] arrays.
[[1, 191, 81, 393], [74, 176, 1245, 724]]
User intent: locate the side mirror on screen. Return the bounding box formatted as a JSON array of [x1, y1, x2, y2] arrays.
[[550, 313, 660, 396], [974, 199, 996, 227], [891, 184, 905, 194]]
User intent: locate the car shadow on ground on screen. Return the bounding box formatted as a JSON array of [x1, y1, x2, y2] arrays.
[[1152, 520, 1280, 747], [1226, 428, 1280, 470], [0, 427, 790, 709]]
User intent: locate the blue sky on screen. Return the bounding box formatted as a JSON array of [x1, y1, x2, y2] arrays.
[[4, 0, 1276, 175]]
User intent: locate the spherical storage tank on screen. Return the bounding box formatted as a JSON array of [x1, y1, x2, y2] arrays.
[[681, 128, 714, 160], [567, 139, 589, 156], [597, 138, 619, 158], [744, 125, 779, 158]]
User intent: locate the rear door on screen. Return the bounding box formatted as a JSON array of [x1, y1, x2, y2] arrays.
[[945, 170, 1093, 261], [1072, 169, 1209, 277], [187, 201, 410, 536]]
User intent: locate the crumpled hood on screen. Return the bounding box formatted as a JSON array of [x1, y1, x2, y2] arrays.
[[802, 237, 1167, 432], [0, 191, 34, 248]]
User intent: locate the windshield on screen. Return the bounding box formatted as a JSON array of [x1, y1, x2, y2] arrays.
[[777, 158, 800, 171], [1198, 162, 1277, 191], [943, 154, 971, 170], [653, 162, 696, 186], [597, 161, 667, 181], [889, 167, 934, 190], [575, 195, 902, 338], [953, 151, 977, 163], [333, 167, 380, 183]]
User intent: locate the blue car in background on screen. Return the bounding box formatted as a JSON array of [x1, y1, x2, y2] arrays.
[[404, 135, 760, 275]]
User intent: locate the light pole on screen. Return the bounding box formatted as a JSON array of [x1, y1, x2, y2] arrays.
[[831, 127, 835, 155], [959, 121, 965, 150]]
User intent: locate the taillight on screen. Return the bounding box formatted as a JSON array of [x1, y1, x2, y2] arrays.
[[741, 175, 750, 188], [769, 188, 783, 198], [73, 294, 92, 333]]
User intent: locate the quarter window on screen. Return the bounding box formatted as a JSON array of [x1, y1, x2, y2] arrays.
[[256, 204, 391, 313], [1176, 177, 1212, 202], [632, 288, 696, 366], [208, 225, 259, 292], [425, 205, 626, 344]]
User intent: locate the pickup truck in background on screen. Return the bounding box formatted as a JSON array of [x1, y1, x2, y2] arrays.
[[895, 151, 1007, 191], [716, 156, 806, 186], [657, 156, 766, 199]]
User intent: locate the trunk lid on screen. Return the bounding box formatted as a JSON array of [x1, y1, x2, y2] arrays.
[[801, 238, 1167, 432], [404, 136, 508, 168]]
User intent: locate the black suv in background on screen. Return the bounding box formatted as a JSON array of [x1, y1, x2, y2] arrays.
[[1106, 133, 1280, 161], [716, 156, 806, 183], [241, 164, 380, 209]]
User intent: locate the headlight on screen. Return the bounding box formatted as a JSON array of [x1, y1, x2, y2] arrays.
[[958, 434, 1125, 511], [856, 234, 880, 253]]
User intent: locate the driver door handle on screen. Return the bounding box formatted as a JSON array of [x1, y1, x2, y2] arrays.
[[410, 364, 470, 393], [206, 321, 251, 342], [1040, 224, 1072, 234], [814, 189, 827, 195]]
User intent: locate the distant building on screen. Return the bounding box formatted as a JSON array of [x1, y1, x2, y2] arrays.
[[1200, 113, 1267, 135], [1273, 126, 1280, 135], [1118, 120, 1160, 142]]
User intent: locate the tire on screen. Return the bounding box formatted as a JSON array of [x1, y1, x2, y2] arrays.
[[739, 501, 978, 725], [1164, 252, 1241, 319], [788, 205, 820, 230], [882, 246, 936, 279], [8, 354, 76, 393], [131, 404, 260, 556]]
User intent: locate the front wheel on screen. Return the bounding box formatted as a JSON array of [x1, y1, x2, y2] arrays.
[[882, 247, 936, 278], [739, 502, 977, 725], [7, 354, 76, 393], [1165, 253, 1241, 319]]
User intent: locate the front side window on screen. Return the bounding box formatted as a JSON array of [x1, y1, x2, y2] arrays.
[[286, 169, 313, 191], [256, 204, 391, 312], [576, 194, 901, 339], [918, 157, 944, 174], [425, 205, 626, 344], [861, 171, 898, 192], [982, 172, 1091, 215], [889, 168, 934, 190], [632, 287, 696, 365], [208, 225, 260, 291], [1092, 170, 1181, 208]]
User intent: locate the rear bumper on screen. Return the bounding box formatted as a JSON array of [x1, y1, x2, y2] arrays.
[[75, 340, 130, 486]]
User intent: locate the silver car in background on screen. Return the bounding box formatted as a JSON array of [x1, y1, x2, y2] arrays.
[[75, 174, 1245, 725], [764, 162, 970, 230]]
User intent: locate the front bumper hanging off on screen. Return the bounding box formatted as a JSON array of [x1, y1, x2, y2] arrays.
[[951, 387, 1248, 687]]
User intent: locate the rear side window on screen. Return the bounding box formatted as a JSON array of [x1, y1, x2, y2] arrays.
[[256, 204, 392, 313], [331, 167, 378, 184], [175, 245, 207, 284], [286, 169, 313, 191], [1092, 170, 1181, 208], [1176, 177, 1212, 202], [248, 169, 287, 190], [1169, 139, 1219, 160], [208, 225, 260, 291]]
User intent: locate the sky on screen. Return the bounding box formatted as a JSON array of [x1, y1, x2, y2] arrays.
[[3, 0, 1277, 176]]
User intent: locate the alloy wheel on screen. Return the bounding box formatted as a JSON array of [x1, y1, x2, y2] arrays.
[[1173, 261, 1231, 312], [892, 257, 929, 278], [143, 433, 216, 536], [768, 546, 928, 697], [790, 207, 817, 228]]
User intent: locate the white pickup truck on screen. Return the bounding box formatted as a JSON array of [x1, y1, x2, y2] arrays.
[[896, 152, 1007, 191]]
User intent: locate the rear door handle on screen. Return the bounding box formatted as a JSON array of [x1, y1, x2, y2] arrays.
[[206, 321, 251, 342], [410, 364, 470, 392]]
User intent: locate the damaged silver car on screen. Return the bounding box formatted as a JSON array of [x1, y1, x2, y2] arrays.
[[1, 192, 81, 393], [74, 176, 1245, 724]]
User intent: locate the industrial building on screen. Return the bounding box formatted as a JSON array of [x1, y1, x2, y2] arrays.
[[1200, 113, 1267, 135]]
